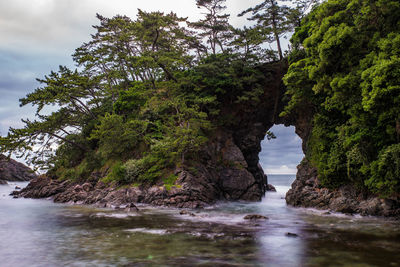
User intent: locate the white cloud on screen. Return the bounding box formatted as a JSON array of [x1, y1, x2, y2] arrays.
[[266, 165, 297, 175], [0, 0, 257, 55]]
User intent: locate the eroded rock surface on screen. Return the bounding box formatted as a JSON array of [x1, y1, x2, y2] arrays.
[[286, 160, 400, 217], [0, 154, 37, 183]]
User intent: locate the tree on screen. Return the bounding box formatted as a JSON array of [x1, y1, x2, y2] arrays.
[[230, 26, 276, 62], [239, 0, 294, 61], [189, 0, 232, 55], [0, 2, 279, 185]]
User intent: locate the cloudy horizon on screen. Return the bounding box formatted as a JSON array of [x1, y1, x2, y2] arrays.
[[0, 0, 303, 174]]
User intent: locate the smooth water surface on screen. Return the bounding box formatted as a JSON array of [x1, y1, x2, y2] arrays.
[[1, 176, 399, 267]]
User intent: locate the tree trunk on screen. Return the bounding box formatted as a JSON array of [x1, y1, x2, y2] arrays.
[[271, 0, 283, 60]]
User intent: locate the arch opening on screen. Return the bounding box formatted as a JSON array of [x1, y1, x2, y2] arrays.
[[259, 124, 304, 187]]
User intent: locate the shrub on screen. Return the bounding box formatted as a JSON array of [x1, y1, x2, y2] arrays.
[[365, 144, 400, 197]]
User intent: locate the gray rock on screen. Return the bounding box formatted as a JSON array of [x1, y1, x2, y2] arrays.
[[286, 159, 400, 218], [266, 184, 276, 192], [244, 214, 268, 220], [179, 210, 196, 216], [286, 232, 298, 237], [0, 155, 37, 182]]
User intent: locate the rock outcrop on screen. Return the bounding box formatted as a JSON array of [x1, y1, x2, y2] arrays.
[[12, 59, 399, 217], [0, 154, 37, 183], [286, 159, 400, 217], [15, 61, 288, 208]]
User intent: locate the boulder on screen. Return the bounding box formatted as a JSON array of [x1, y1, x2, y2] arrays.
[[266, 184, 276, 192], [179, 210, 196, 216], [286, 232, 298, 238], [0, 155, 37, 182], [286, 159, 400, 217], [244, 214, 268, 220]]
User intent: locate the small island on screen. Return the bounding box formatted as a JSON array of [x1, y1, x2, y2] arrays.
[[1, 0, 400, 216], [1, 0, 400, 266]]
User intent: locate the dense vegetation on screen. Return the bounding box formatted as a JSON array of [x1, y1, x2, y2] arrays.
[[0, 0, 303, 186], [284, 0, 400, 196], [2, 0, 398, 198]]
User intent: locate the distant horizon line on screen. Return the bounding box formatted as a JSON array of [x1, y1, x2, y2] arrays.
[[266, 173, 296, 175]]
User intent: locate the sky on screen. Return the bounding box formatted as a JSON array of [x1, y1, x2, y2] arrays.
[[0, 0, 303, 174], [259, 125, 304, 174]]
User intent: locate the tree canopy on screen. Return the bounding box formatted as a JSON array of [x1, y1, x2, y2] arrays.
[[0, 3, 281, 185]]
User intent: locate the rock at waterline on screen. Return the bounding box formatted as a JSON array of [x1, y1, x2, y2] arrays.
[[266, 184, 276, 192], [0, 154, 37, 182], [286, 232, 298, 238], [244, 214, 268, 220], [180, 210, 196, 217], [0, 180, 7, 185], [15, 186, 21, 190], [112, 203, 139, 212]]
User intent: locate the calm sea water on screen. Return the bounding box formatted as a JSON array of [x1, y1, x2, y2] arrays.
[[1, 176, 399, 267]]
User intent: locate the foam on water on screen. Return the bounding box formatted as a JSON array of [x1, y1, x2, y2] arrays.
[[124, 228, 168, 235], [92, 212, 138, 218]]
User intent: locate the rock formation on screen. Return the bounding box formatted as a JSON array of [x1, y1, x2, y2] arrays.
[[0, 154, 37, 184], [14, 62, 287, 208], [286, 160, 400, 217], [13, 60, 400, 217]]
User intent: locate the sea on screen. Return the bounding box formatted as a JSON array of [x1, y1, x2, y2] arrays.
[[0, 175, 399, 266]]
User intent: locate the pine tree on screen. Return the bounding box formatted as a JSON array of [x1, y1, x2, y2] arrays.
[[189, 0, 232, 55], [239, 0, 293, 60]]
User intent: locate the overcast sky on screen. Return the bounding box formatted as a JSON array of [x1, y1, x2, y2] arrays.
[[0, 0, 303, 173]]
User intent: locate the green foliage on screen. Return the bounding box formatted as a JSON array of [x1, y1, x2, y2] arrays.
[[238, 0, 313, 60], [163, 174, 179, 191], [189, 0, 232, 55], [284, 0, 400, 195], [90, 113, 142, 159], [123, 154, 164, 184], [104, 161, 127, 184], [366, 144, 400, 197]]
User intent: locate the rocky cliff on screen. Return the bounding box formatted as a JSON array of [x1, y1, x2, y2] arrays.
[[0, 154, 37, 183], [286, 160, 400, 217], [13, 60, 400, 217]]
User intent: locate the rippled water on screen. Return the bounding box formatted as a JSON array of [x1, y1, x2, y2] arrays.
[[1, 176, 399, 267]]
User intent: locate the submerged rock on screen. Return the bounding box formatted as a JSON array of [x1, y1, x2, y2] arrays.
[[286, 232, 298, 238], [244, 214, 268, 220], [179, 210, 196, 216]]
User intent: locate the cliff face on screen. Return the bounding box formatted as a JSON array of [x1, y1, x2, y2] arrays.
[[0, 155, 37, 183], [286, 159, 400, 217]]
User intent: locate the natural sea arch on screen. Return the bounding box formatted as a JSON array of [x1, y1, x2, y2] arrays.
[[259, 124, 304, 180]]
